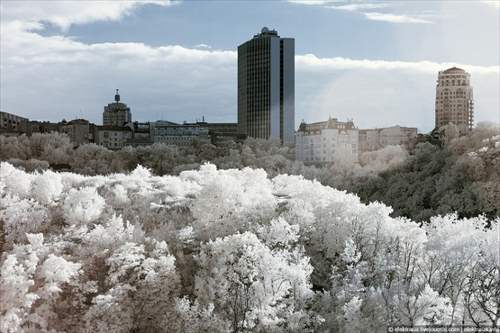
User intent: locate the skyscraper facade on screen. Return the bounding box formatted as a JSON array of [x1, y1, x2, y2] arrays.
[[103, 89, 132, 126], [435, 67, 474, 135], [238, 27, 295, 145]]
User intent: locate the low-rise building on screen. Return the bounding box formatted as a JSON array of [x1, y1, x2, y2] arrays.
[[28, 120, 61, 134], [151, 121, 210, 146], [0, 111, 29, 135], [199, 122, 245, 144], [125, 122, 153, 147], [359, 125, 418, 152], [295, 117, 359, 164], [60, 119, 92, 146], [95, 126, 133, 150]]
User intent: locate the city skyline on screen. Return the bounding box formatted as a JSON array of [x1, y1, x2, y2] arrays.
[[1, 1, 499, 132]]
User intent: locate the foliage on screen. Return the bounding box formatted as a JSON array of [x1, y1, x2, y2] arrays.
[[351, 123, 500, 221], [1, 123, 499, 222], [0, 163, 498, 332]]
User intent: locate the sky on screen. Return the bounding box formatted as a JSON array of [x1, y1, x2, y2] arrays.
[[0, 0, 499, 132]]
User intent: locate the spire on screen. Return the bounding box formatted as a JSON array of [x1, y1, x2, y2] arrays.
[[115, 89, 120, 103]]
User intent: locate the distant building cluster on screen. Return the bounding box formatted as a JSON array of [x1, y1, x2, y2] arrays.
[[1, 27, 476, 163], [295, 65, 475, 164], [0, 90, 242, 150], [295, 117, 417, 163]]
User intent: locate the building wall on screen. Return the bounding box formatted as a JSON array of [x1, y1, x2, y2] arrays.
[[203, 123, 238, 134], [60, 120, 90, 146], [359, 129, 379, 152], [270, 35, 281, 141], [281, 38, 295, 146], [238, 35, 273, 140], [103, 102, 132, 127], [0, 111, 28, 133], [296, 119, 359, 163], [435, 67, 474, 135], [152, 122, 210, 146], [29, 121, 61, 134], [96, 127, 132, 150], [359, 126, 418, 153]]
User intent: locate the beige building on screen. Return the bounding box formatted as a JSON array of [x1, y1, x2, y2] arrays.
[[296, 118, 418, 164], [103, 89, 132, 126], [60, 119, 92, 146], [359, 126, 418, 153], [435, 67, 474, 135], [295, 117, 359, 164]]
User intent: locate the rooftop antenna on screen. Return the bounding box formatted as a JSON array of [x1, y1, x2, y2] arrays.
[[115, 89, 120, 103]]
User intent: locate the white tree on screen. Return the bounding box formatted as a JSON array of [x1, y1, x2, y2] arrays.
[[30, 170, 63, 204], [0, 162, 497, 332], [194, 232, 318, 332], [0, 234, 80, 333], [63, 187, 105, 226]]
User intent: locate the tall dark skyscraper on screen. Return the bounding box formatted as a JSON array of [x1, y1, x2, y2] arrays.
[[238, 27, 295, 145]]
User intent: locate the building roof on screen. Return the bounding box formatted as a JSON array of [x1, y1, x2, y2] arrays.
[[153, 120, 178, 126], [359, 125, 418, 133], [254, 27, 279, 38], [96, 125, 132, 131], [443, 67, 465, 73], [298, 118, 356, 132], [67, 119, 89, 125], [0, 111, 29, 121]]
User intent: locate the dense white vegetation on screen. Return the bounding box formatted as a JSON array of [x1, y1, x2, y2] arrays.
[[2, 123, 499, 223], [0, 162, 498, 332]]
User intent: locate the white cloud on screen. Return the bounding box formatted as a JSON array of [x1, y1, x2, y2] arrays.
[[288, 0, 436, 24], [331, 3, 389, 11], [296, 54, 500, 75], [195, 44, 212, 49], [1, 0, 498, 131], [288, 0, 332, 5], [0, 0, 173, 30], [481, 1, 500, 9], [364, 12, 432, 24]]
